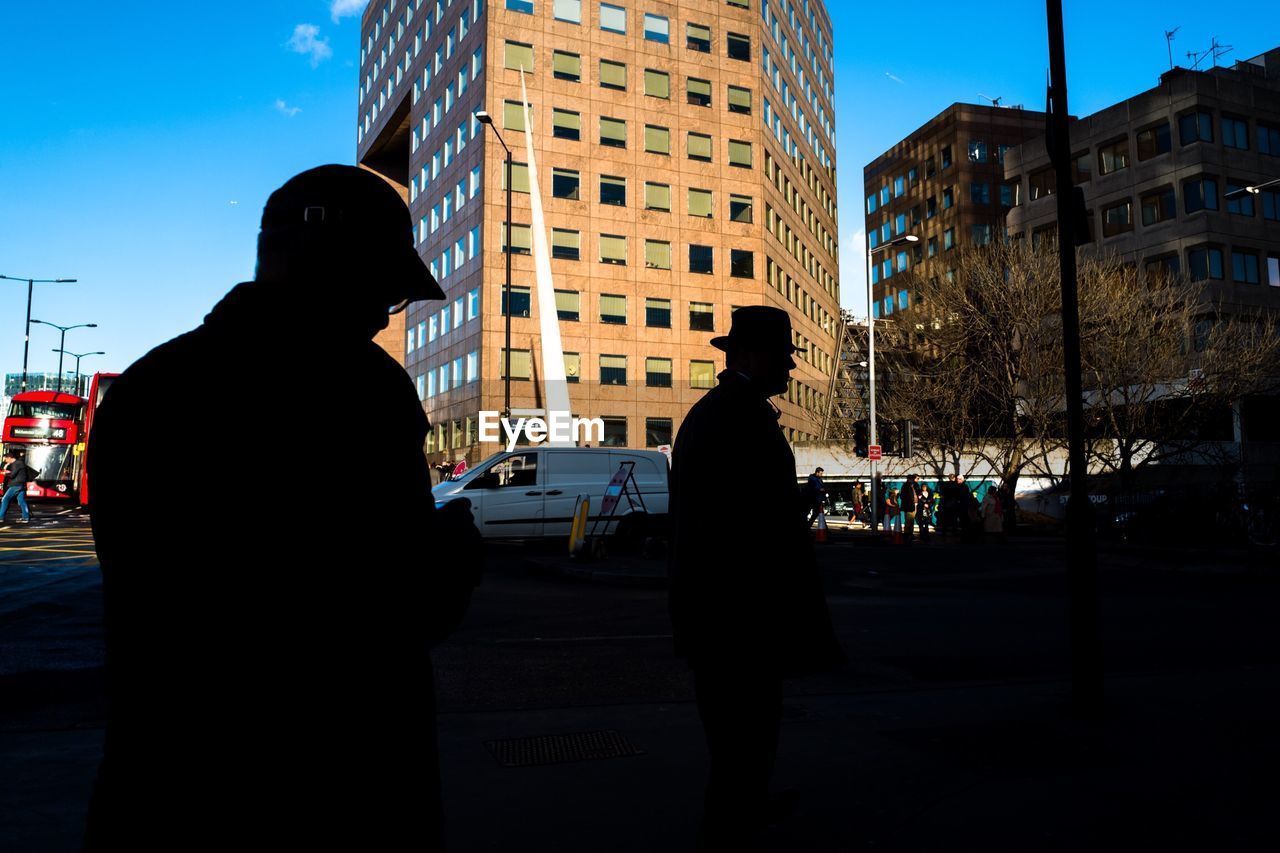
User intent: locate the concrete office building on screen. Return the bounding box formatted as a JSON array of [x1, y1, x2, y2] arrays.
[[1004, 47, 1280, 310], [357, 0, 841, 461]]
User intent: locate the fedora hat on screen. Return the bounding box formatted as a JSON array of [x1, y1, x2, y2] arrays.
[[710, 306, 805, 353]]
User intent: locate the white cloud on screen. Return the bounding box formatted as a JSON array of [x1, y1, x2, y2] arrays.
[[330, 0, 368, 23], [275, 99, 302, 118], [287, 24, 333, 67]]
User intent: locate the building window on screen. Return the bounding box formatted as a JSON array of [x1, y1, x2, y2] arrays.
[[689, 244, 713, 274], [940, 145, 953, 169], [728, 85, 752, 114], [1188, 246, 1224, 281], [1268, 256, 1280, 288], [551, 228, 580, 260], [1183, 177, 1218, 214], [689, 302, 714, 331], [599, 116, 627, 147], [730, 249, 754, 278], [971, 224, 992, 246], [1097, 138, 1130, 175], [1179, 111, 1213, 146], [646, 297, 671, 327], [599, 234, 627, 265], [552, 50, 581, 81], [645, 182, 671, 211], [504, 41, 534, 72], [687, 132, 712, 161], [506, 0, 534, 13], [601, 417, 627, 447], [644, 69, 670, 99], [564, 352, 581, 383], [502, 222, 532, 254], [553, 0, 582, 24], [1001, 182, 1020, 208], [926, 237, 937, 258], [687, 23, 711, 52], [1222, 116, 1249, 150], [644, 124, 671, 155], [1225, 182, 1256, 217], [553, 108, 580, 140], [555, 289, 580, 321], [600, 174, 626, 205], [600, 293, 627, 324], [1137, 122, 1171, 160], [645, 418, 673, 448], [942, 186, 954, 209], [599, 59, 626, 90], [645, 240, 672, 270], [503, 99, 528, 131], [690, 360, 715, 389], [1029, 168, 1056, 200], [1263, 189, 1280, 221], [1232, 250, 1260, 284], [893, 176, 905, 198], [688, 188, 713, 217], [943, 228, 955, 251], [643, 13, 669, 43], [1140, 186, 1177, 226], [968, 140, 987, 163], [726, 32, 750, 61], [501, 285, 532, 317], [687, 77, 712, 107], [1144, 254, 1181, 282], [599, 3, 626, 34], [600, 354, 627, 385], [970, 182, 990, 205], [728, 139, 752, 168], [729, 194, 753, 223], [1101, 200, 1133, 237], [926, 197, 937, 218], [646, 357, 673, 387], [1260, 122, 1280, 156], [499, 348, 532, 380], [1069, 151, 1091, 184], [502, 161, 530, 193]]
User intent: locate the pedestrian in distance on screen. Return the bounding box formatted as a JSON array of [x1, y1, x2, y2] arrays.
[[982, 483, 1004, 541], [84, 165, 482, 852], [668, 306, 844, 851], [0, 449, 36, 524], [803, 466, 827, 526], [900, 473, 918, 545], [917, 484, 934, 542]]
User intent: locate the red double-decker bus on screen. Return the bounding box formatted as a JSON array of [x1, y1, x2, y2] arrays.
[[77, 372, 119, 507], [2, 390, 86, 500]]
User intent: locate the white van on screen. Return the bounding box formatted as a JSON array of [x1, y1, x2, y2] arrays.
[[432, 447, 669, 540]]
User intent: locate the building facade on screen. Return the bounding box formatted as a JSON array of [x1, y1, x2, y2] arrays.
[[1004, 48, 1280, 309], [356, 0, 840, 461]]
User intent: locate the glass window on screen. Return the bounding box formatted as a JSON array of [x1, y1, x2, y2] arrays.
[[552, 50, 581, 81], [1223, 116, 1249, 150], [599, 116, 626, 147], [1183, 177, 1218, 214], [970, 182, 990, 205], [643, 13, 669, 43], [467, 288, 480, 320], [600, 354, 627, 385], [501, 285, 532, 317], [551, 228, 580, 260], [926, 197, 937, 218], [1136, 122, 1171, 160], [555, 289, 580, 320], [499, 349, 532, 380], [729, 194, 753, 223], [646, 297, 671, 327], [1188, 246, 1224, 281], [553, 0, 581, 23], [689, 244, 713, 274], [645, 239, 672, 270], [942, 186, 954, 209], [1029, 168, 1056, 200], [1101, 200, 1133, 237], [1000, 182, 1020, 208], [1269, 256, 1280, 288], [503, 161, 530, 193], [599, 234, 627, 265], [1179, 111, 1213, 145], [1262, 189, 1280, 221], [1232, 250, 1260, 284], [645, 182, 671, 211], [502, 222, 532, 254], [552, 168, 580, 199], [599, 59, 626, 90], [601, 417, 627, 447], [552, 108, 580, 140], [943, 228, 955, 250], [504, 41, 534, 72], [1225, 182, 1255, 217], [600, 174, 626, 205], [1140, 186, 1177, 225], [644, 69, 670, 99], [646, 357, 673, 387], [728, 140, 752, 167], [1097, 138, 1129, 175], [1144, 254, 1181, 282], [503, 99, 527, 131], [1260, 123, 1280, 156], [727, 85, 752, 114], [599, 3, 626, 34], [686, 23, 711, 52], [688, 188, 713, 217], [687, 132, 712, 161], [644, 124, 671, 155], [941, 145, 952, 169], [690, 360, 715, 389], [600, 294, 627, 323], [687, 77, 712, 107], [564, 352, 581, 382], [506, 0, 534, 13], [726, 32, 750, 60], [645, 418, 673, 448], [730, 249, 754, 278], [689, 303, 714, 331], [968, 140, 987, 163]]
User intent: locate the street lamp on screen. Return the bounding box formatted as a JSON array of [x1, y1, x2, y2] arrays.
[[474, 109, 514, 419], [865, 233, 918, 533], [31, 321, 98, 392], [52, 349, 105, 396], [0, 274, 77, 392], [1224, 176, 1280, 199]]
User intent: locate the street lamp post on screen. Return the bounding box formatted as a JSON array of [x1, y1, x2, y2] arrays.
[[475, 110, 514, 420], [0, 275, 78, 392], [1224, 177, 1280, 199], [865, 233, 918, 533], [31, 321, 98, 392], [52, 349, 106, 396]]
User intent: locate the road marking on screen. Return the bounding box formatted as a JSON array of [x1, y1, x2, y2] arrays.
[[494, 633, 673, 644], [0, 546, 98, 555]]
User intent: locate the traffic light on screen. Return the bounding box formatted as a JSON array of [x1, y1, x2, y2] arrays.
[[853, 419, 869, 457], [898, 419, 914, 458]]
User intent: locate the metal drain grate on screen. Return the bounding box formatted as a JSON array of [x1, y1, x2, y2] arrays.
[[485, 730, 645, 767]]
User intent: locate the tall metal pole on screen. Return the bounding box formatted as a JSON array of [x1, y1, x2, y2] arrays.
[[866, 245, 878, 533], [54, 328, 68, 393], [22, 279, 34, 392], [1046, 0, 1102, 717], [504, 148, 513, 420]]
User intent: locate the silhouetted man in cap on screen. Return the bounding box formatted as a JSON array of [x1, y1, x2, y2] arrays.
[[84, 165, 480, 851], [668, 306, 844, 850]]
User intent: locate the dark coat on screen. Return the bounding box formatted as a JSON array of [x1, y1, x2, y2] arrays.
[[667, 371, 843, 674], [84, 281, 478, 850], [3, 459, 35, 489]]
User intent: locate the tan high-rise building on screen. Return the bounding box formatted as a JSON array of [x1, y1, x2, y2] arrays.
[[356, 0, 840, 461]]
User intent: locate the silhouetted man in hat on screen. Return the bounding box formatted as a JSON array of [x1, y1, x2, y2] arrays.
[[668, 306, 844, 850], [84, 165, 480, 851]]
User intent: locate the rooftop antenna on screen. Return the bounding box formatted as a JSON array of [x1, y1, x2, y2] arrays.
[[1187, 46, 1211, 71], [977, 93, 1003, 107], [1164, 26, 1180, 71], [1210, 36, 1233, 68]]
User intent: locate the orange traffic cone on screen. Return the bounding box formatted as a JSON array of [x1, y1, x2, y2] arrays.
[[814, 511, 829, 543]]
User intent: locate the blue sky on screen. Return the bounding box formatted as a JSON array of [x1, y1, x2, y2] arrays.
[[1, 1, 1275, 378]]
